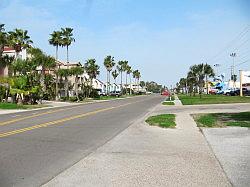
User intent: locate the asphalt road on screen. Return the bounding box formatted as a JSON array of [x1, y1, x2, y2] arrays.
[[0, 94, 165, 187]]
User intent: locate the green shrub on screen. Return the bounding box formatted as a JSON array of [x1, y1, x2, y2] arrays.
[[60, 96, 67, 101], [90, 89, 100, 99], [69, 96, 78, 102]]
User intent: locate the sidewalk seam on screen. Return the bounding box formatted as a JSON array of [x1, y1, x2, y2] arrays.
[[199, 127, 233, 187]]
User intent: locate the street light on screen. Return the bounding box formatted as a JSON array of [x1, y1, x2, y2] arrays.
[[213, 64, 220, 77], [230, 53, 237, 88]]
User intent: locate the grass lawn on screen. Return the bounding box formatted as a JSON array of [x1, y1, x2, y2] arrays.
[[0, 102, 48, 110], [95, 96, 122, 100], [178, 94, 250, 105], [165, 95, 175, 101], [162, 101, 175, 105], [193, 112, 250, 128], [145, 114, 176, 128]]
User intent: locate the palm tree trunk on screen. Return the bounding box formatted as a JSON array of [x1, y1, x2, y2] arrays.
[[55, 45, 59, 100], [75, 76, 79, 101], [109, 71, 111, 94], [66, 45, 69, 98], [137, 78, 139, 93], [66, 45, 69, 63], [125, 73, 128, 94], [206, 75, 208, 95], [129, 74, 132, 95], [41, 68, 46, 92], [106, 70, 109, 95], [120, 71, 123, 94]]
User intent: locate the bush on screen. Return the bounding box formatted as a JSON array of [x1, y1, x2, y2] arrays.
[[90, 89, 100, 99], [69, 96, 78, 102], [60, 96, 68, 101]]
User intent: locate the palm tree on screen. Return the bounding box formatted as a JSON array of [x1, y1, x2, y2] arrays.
[[126, 65, 132, 94], [8, 28, 33, 58], [70, 66, 84, 101], [104, 55, 115, 95], [0, 24, 8, 59], [39, 55, 56, 93], [204, 63, 215, 94], [57, 68, 71, 98], [179, 78, 187, 94], [84, 59, 100, 97], [133, 70, 141, 93], [112, 69, 119, 92], [61, 27, 75, 97], [61, 27, 75, 64], [49, 31, 62, 100], [49, 31, 62, 60], [123, 61, 130, 94], [117, 60, 127, 94], [188, 63, 210, 98]]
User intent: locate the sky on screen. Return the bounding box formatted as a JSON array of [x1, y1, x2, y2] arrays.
[[0, 0, 250, 87]]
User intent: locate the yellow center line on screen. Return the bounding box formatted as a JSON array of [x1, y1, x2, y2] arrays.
[[0, 101, 103, 127], [0, 102, 132, 138]]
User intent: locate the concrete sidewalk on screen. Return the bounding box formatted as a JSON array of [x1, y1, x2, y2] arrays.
[[174, 94, 183, 106], [43, 104, 231, 187], [0, 101, 80, 115]]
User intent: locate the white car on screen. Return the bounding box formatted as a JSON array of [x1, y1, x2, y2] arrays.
[[223, 88, 237, 95]]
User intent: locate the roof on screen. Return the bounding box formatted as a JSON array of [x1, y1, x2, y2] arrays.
[[3, 46, 15, 52], [56, 60, 81, 66]]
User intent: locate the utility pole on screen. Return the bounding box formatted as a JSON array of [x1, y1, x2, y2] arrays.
[[213, 64, 220, 77], [230, 53, 236, 88], [239, 70, 243, 97]]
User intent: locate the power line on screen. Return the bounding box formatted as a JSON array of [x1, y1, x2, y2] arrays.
[[206, 25, 250, 64]]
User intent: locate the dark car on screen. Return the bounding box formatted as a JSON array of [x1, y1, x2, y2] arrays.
[[230, 88, 250, 96], [110, 91, 122, 97]]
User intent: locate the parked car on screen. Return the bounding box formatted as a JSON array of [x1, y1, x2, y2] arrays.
[[209, 89, 217, 95], [161, 90, 170, 96], [110, 91, 122, 97], [216, 90, 224, 94], [223, 88, 236, 96], [230, 88, 250, 96], [96, 89, 106, 96]]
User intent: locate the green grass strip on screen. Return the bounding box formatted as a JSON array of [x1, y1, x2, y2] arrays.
[[178, 94, 250, 105], [146, 114, 176, 128], [162, 101, 175, 105]]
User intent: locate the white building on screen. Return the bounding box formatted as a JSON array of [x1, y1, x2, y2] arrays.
[[0, 46, 27, 76]]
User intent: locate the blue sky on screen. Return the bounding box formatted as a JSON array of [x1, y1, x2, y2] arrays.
[[0, 0, 249, 86]]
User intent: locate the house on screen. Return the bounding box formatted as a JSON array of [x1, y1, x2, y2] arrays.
[[110, 83, 121, 92], [54, 60, 106, 97], [0, 46, 27, 77], [2, 46, 27, 60]]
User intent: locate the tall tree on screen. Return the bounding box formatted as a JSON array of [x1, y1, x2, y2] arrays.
[[57, 68, 71, 98], [126, 65, 132, 94], [188, 63, 210, 98], [70, 66, 84, 101], [61, 27, 75, 64], [112, 69, 119, 92], [179, 78, 187, 94], [8, 28, 33, 57], [133, 70, 141, 93], [123, 61, 130, 94], [204, 63, 215, 94], [49, 30, 62, 100], [84, 59, 100, 97], [61, 27, 75, 97], [117, 60, 127, 94], [0, 24, 8, 59], [103, 55, 115, 95]]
